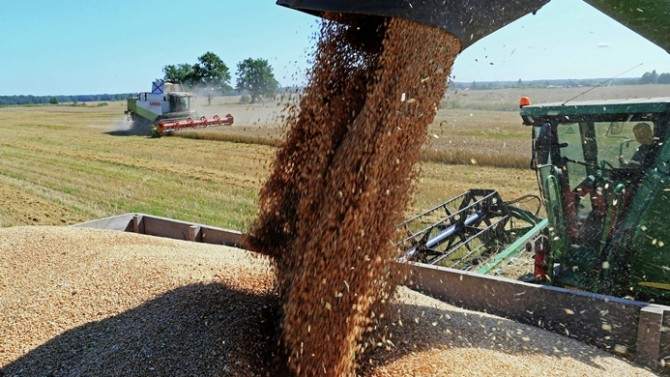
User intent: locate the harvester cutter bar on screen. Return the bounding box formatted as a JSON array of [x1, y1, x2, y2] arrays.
[[156, 114, 234, 135], [431, 215, 510, 267], [399, 190, 500, 246], [398, 189, 541, 269]]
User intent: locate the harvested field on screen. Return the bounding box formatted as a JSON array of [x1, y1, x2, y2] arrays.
[[0, 227, 653, 376], [0, 104, 270, 230], [443, 84, 670, 111], [0, 103, 538, 229], [0, 182, 82, 227], [178, 86, 670, 170]]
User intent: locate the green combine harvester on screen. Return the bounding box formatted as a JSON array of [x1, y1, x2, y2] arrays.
[[398, 98, 670, 304], [526, 98, 670, 302]]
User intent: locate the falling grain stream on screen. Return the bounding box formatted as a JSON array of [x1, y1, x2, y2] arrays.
[[248, 17, 461, 376]]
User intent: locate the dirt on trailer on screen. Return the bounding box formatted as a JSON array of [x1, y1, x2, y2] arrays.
[[0, 227, 653, 377]]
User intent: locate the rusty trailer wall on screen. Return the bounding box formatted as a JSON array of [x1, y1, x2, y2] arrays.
[[404, 262, 670, 371], [75, 213, 243, 248]]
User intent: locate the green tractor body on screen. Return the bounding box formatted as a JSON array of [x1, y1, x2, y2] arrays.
[[522, 98, 670, 303]]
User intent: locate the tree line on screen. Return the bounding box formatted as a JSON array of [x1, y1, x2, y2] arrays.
[[0, 94, 131, 106], [1, 52, 280, 106], [456, 70, 670, 90], [3, 64, 666, 106], [163, 51, 279, 104], [639, 70, 670, 84]]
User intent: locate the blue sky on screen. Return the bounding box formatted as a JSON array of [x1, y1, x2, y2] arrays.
[[1, 0, 668, 95]]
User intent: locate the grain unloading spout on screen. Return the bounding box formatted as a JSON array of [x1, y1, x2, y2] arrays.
[[276, 0, 551, 50], [278, 1, 670, 54]]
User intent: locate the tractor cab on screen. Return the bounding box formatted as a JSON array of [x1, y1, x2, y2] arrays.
[[125, 80, 194, 124], [522, 98, 670, 302]]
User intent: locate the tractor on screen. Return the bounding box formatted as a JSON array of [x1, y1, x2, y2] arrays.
[[125, 79, 233, 136]]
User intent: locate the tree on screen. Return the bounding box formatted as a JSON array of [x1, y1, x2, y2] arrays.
[[163, 63, 194, 85], [163, 52, 231, 104], [191, 52, 231, 104], [191, 52, 231, 88], [640, 70, 659, 84], [236, 58, 279, 103], [657, 73, 670, 84], [49, 97, 59, 105]]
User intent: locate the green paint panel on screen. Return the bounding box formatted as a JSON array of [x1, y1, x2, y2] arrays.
[[611, 139, 670, 302], [126, 98, 159, 122], [477, 219, 548, 275], [585, 0, 670, 54]]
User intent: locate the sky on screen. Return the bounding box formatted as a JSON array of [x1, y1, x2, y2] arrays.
[[0, 0, 669, 95]]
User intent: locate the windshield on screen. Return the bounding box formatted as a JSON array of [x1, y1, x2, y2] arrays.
[[169, 95, 190, 113], [547, 118, 664, 242], [557, 120, 658, 187]]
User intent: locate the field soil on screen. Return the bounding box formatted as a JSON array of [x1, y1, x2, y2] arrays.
[[182, 85, 670, 169], [0, 103, 538, 229], [3, 84, 653, 229], [0, 227, 653, 376]]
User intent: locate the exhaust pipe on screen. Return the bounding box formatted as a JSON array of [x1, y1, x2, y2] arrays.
[[276, 0, 550, 50]]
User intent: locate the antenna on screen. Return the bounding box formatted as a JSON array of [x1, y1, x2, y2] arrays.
[[561, 63, 644, 106]]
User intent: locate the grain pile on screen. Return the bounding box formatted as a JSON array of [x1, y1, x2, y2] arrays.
[[0, 226, 277, 376], [247, 16, 461, 376], [363, 288, 655, 377], [0, 227, 653, 376]]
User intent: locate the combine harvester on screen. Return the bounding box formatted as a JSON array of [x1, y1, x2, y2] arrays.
[[73, 0, 670, 372], [125, 80, 234, 137]]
